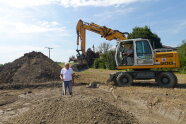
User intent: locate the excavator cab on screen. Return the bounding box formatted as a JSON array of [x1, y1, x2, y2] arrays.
[[115, 39, 154, 66]]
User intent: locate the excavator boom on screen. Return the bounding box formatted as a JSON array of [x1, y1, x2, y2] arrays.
[[76, 19, 128, 56]]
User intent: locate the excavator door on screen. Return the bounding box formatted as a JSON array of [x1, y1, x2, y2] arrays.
[[135, 39, 154, 65]]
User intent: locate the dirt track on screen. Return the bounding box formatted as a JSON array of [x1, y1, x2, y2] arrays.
[[0, 84, 139, 124], [0, 81, 186, 124], [0, 69, 186, 124]]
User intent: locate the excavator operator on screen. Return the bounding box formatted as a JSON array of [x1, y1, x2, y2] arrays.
[[122, 44, 134, 66]]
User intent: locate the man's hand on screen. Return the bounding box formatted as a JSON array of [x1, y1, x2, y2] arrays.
[[59, 75, 64, 81]]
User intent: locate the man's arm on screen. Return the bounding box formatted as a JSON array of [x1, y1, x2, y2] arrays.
[[60, 74, 63, 80], [60, 69, 64, 81]]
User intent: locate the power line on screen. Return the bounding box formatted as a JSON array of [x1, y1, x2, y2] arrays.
[[45, 47, 53, 59]]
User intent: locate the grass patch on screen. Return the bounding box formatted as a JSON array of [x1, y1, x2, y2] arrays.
[[57, 62, 65, 67], [74, 68, 117, 84]]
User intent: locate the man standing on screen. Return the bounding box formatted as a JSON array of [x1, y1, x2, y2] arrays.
[[60, 63, 74, 96]]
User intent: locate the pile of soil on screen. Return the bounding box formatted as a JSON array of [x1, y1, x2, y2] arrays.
[[0, 51, 61, 84], [11, 96, 139, 124]]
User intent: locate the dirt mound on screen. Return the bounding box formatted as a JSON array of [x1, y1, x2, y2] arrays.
[[12, 96, 139, 124], [0, 51, 61, 84]]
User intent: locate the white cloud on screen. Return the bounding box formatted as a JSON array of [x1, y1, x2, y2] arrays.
[[0, 45, 76, 64], [94, 8, 135, 20], [40, 21, 59, 27], [0, 0, 56, 8], [0, 45, 44, 64], [59, 0, 151, 7], [0, 0, 153, 8], [51, 49, 76, 62], [0, 3, 67, 34], [95, 8, 134, 17], [159, 20, 186, 34], [0, 20, 66, 34], [0, 45, 44, 53]]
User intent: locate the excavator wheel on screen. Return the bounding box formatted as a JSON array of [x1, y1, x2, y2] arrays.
[[157, 72, 177, 88], [116, 72, 133, 87]]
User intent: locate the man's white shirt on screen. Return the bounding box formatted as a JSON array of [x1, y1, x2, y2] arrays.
[[61, 68, 73, 81]]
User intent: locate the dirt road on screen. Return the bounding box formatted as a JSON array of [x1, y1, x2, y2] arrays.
[[0, 84, 185, 124], [0, 84, 139, 124], [0, 69, 186, 124]]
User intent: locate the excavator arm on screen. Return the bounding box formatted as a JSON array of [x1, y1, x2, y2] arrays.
[[76, 19, 128, 56]]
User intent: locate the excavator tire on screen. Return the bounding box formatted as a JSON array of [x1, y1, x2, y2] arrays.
[[157, 72, 177, 88], [116, 72, 133, 87]]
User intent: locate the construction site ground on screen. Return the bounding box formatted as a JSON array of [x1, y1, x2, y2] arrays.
[[0, 69, 186, 124]]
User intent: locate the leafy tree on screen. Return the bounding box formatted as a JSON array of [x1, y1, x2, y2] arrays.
[[93, 50, 116, 70], [178, 40, 186, 73], [101, 50, 116, 70], [128, 26, 162, 49], [86, 48, 98, 67], [93, 58, 106, 69], [97, 42, 112, 53]]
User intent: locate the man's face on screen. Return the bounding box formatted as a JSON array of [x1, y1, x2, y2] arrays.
[[65, 64, 69, 69]]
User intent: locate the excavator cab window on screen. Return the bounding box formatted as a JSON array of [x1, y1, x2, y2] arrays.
[[135, 40, 154, 65], [136, 40, 152, 58]]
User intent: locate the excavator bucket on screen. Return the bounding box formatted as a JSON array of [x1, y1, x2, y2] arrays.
[[71, 63, 88, 72], [68, 52, 88, 72]]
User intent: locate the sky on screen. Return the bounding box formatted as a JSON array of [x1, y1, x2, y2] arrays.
[[0, 0, 186, 64]]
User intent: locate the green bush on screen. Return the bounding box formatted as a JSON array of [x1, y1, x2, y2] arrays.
[[93, 50, 116, 70], [86, 48, 99, 67], [102, 50, 116, 70], [178, 41, 186, 73], [93, 58, 106, 69]]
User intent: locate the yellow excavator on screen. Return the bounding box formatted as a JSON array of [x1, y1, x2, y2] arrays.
[[76, 19, 180, 88]]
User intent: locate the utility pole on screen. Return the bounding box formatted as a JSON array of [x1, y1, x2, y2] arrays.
[[92, 44, 95, 52], [45, 47, 53, 59]]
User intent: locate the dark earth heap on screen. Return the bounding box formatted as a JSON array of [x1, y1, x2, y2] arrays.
[[11, 96, 139, 124], [0, 51, 61, 84]]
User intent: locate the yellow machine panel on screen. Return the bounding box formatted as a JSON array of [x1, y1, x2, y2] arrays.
[[154, 51, 180, 68], [117, 51, 180, 70]]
